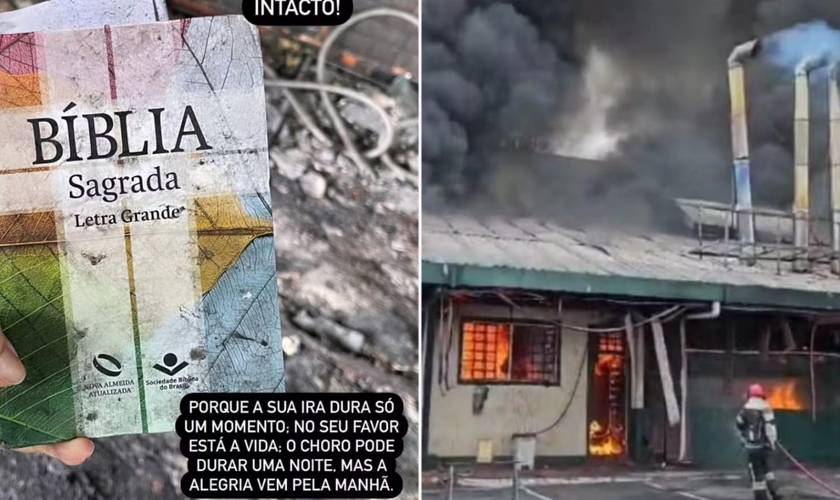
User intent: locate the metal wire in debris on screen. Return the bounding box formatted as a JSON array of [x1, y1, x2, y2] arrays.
[[265, 80, 396, 156], [264, 8, 419, 178]]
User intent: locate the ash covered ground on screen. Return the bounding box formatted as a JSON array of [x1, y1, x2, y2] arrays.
[[0, 2, 420, 499]]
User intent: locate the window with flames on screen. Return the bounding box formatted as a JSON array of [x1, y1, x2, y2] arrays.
[[459, 321, 559, 384]]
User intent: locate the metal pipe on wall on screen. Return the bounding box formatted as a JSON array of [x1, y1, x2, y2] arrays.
[[830, 64, 840, 274], [685, 301, 720, 320], [728, 40, 762, 250], [624, 313, 639, 407], [679, 302, 720, 462], [793, 56, 827, 272], [635, 321, 645, 410]]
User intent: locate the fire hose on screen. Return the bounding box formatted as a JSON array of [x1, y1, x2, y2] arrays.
[[777, 442, 840, 499]]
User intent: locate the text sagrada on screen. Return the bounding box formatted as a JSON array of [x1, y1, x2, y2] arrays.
[[28, 104, 213, 203]]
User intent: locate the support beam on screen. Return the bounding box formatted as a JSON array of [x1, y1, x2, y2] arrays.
[[634, 318, 646, 410], [624, 313, 640, 409], [651, 319, 680, 426], [679, 319, 688, 462]]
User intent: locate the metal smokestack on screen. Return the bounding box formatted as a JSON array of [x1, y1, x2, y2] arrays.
[[728, 39, 762, 250], [793, 56, 827, 272], [831, 64, 840, 274]]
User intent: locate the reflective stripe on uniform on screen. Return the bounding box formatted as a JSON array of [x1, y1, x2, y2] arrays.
[[752, 481, 767, 491]]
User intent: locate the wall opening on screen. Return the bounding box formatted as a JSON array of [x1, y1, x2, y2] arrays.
[[588, 331, 628, 457], [459, 320, 560, 385]]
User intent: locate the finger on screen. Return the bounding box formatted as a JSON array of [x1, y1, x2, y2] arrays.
[[0, 326, 25, 387], [18, 438, 95, 466]]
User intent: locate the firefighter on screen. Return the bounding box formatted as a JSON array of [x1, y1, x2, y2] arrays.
[[736, 383, 782, 500]]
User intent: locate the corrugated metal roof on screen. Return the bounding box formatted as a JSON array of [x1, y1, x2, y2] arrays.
[[423, 213, 840, 299]]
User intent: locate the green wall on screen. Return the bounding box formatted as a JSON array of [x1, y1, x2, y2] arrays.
[[687, 352, 840, 468], [690, 408, 840, 468]]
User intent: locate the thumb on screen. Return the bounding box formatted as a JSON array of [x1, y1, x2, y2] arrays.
[[0, 326, 26, 387]]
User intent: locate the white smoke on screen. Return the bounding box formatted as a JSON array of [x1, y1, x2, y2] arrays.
[[550, 47, 628, 160]]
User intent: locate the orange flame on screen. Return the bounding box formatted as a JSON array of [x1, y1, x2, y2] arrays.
[[765, 380, 804, 411], [495, 326, 510, 379], [588, 352, 626, 457], [588, 420, 625, 456], [460, 323, 511, 381], [594, 353, 623, 376]]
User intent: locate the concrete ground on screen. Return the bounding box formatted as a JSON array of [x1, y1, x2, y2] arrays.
[[423, 470, 840, 500]]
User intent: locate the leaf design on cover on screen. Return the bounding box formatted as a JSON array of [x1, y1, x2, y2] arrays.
[[194, 193, 283, 392], [0, 33, 43, 109], [194, 194, 273, 295], [202, 236, 284, 393], [0, 212, 75, 447], [0, 194, 278, 448]]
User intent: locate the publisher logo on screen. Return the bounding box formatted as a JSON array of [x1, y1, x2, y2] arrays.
[[242, 0, 353, 27], [92, 354, 122, 378], [153, 353, 189, 376]]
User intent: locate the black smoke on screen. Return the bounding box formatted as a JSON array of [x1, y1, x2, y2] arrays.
[[422, 1, 575, 193], [422, 0, 840, 233]]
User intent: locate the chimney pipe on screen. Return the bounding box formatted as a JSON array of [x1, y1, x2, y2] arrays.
[[831, 64, 840, 274], [793, 56, 827, 272], [728, 39, 762, 250]]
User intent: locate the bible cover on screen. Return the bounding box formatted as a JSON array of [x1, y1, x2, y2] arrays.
[[0, 15, 285, 449]]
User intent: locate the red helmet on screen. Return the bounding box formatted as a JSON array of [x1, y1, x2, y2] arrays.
[[748, 383, 765, 399]]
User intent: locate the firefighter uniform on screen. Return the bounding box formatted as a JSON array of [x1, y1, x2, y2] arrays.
[[735, 384, 781, 500]]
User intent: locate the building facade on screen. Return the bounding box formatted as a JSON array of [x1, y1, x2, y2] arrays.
[[422, 214, 840, 469]]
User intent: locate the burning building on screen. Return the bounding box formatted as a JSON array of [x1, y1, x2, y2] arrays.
[[421, 210, 840, 469], [421, 33, 840, 469]]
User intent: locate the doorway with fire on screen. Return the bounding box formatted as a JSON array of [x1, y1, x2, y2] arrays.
[[588, 330, 629, 459]]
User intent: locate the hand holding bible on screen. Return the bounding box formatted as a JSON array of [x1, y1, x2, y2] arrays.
[[0, 326, 94, 466]]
